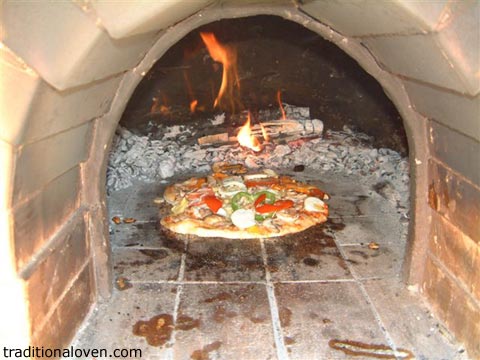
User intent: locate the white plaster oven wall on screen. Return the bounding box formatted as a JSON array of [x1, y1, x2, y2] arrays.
[[0, 0, 478, 353]]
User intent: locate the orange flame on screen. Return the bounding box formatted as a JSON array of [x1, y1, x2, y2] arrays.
[[190, 100, 198, 113], [238, 113, 262, 152], [150, 92, 171, 115], [277, 90, 286, 120], [200, 32, 240, 112]]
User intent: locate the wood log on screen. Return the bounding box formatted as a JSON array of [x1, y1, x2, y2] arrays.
[[198, 133, 229, 145]]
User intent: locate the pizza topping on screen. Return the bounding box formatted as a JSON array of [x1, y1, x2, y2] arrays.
[[244, 173, 270, 180], [256, 200, 294, 214], [172, 198, 188, 215], [276, 208, 299, 222], [203, 195, 223, 213], [244, 178, 279, 188], [183, 177, 207, 190], [304, 197, 327, 212], [216, 207, 228, 217], [231, 192, 253, 211], [231, 209, 256, 229], [218, 179, 247, 197], [253, 191, 276, 207], [161, 167, 329, 237], [186, 187, 214, 200]]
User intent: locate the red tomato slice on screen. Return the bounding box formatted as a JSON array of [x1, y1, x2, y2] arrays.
[[203, 195, 223, 213], [256, 200, 294, 214], [254, 193, 266, 207]]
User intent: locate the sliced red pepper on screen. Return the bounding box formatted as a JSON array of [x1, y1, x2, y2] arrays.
[[308, 187, 328, 199], [203, 195, 223, 213], [244, 178, 279, 188], [256, 200, 294, 214], [254, 193, 266, 207]]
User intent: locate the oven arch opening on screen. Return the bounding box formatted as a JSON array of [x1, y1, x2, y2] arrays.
[[1, 1, 478, 357]]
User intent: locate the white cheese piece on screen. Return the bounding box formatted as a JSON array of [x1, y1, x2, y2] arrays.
[[217, 208, 227, 217], [231, 209, 256, 229]]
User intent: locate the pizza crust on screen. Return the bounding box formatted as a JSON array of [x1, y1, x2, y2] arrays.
[[160, 211, 327, 239]]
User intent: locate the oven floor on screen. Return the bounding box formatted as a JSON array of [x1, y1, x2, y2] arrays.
[[72, 171, 467, 359]]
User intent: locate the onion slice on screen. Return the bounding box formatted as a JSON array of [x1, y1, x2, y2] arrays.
[[304, 197, 326, 212]]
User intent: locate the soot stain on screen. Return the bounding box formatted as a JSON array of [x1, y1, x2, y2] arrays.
[[203, 292, 233, 303], [353, 195, 368, 215], [132, 314, 174, 347], [205, 285, 266, 325], [279, 307, 292, 327], [329, 339, 414, 359], [114, 276, 133, 291], [303, 257, 319, 266], [326, 218, 346, 231], [277, 226, 339, 264], [132, 313, 200, 347], [337, 259, 349, 271], [175, 315, 201, 331], [190, 341, 222, 360], [124, 242, 140, 247], [213, 305, 238, 323], [185, 240, 263, 279], [114, 259, 155, 269], [249, 315, 267, 323], [139, 249, 169, 260]]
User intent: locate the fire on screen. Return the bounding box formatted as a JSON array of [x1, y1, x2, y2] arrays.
[[190, 100, 198, 113], [238, 113, 262, 152], [151, 92, 170, 115], [277, 90, 286, 120], [200, 32, 240, 112]]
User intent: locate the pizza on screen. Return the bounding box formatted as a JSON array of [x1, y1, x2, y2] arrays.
[[160, 163, 329, 239]]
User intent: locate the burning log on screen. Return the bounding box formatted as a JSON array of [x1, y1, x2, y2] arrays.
[[197, 118, 323, 147]]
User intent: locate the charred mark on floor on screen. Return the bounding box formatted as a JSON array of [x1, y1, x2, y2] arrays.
[[132, 314, 174, 347], [133, 313, 201, 347], [190, 341, 222, 360], [303, 257, 320, 266], [175, 314, 201, 330], [329, 339, 414, 359], [139, 249, 169, 259], [115, 276, 133, 291], [279, 307, 292, 327]]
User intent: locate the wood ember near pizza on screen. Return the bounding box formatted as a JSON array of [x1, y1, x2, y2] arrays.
[[160, 162, 329, 239]]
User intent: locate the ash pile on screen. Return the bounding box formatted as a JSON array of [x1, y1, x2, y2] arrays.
[[107, 105, 409, 213]]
